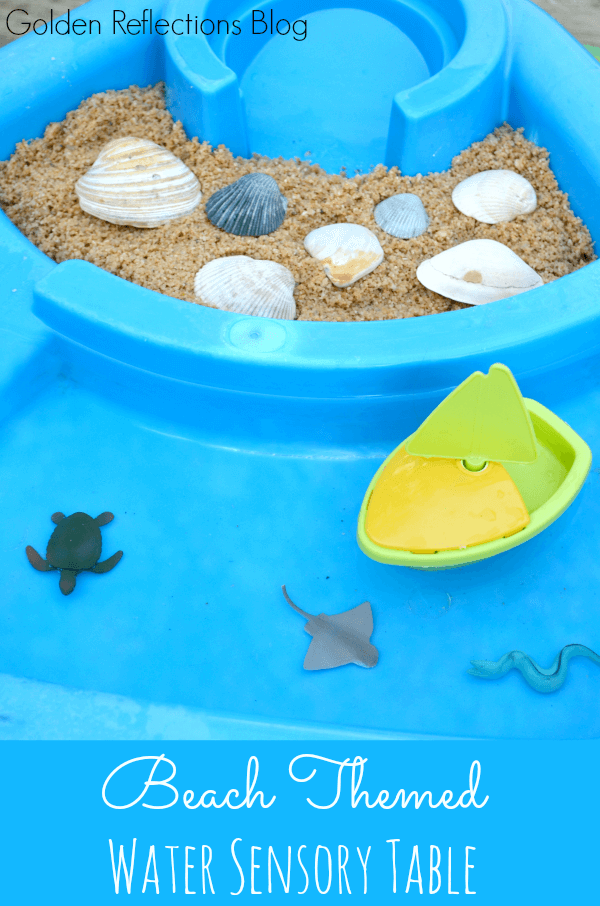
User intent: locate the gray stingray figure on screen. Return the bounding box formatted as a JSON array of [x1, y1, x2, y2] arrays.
[[26, 511, 123, 596], [282, 585, 378, 670]]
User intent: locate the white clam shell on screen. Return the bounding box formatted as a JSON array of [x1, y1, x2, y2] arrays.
[[416, 239, 544, 305], [194, 256, 296, 319], [304, 223, 384, 287], [452, 169, 537, 224], [75, 137, 202, 228], [374, 193, 429, 238]]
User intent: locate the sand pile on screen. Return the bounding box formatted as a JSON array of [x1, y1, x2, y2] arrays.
[[0, 83, 595, 321]]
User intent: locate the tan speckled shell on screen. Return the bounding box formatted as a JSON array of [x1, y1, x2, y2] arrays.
[[304, 223, 384, 287], [194, 256, 296, 319], [75, 136, 201, 228]]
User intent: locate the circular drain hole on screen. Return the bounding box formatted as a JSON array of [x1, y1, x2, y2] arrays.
[[228, 318, 288, 353]]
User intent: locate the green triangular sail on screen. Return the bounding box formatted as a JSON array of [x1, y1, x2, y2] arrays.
[[406, 364, 538, 464]]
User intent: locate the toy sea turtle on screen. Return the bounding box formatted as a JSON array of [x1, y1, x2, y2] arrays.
[[26, 511, 123, 595]]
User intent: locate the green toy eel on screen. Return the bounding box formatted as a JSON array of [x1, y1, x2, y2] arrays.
[[469, 644, 600, 693]]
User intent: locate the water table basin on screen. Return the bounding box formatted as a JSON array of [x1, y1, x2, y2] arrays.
[[0, 0, 600, 739]]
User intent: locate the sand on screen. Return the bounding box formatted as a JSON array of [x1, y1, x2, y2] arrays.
[[0, 82, 595, 321]]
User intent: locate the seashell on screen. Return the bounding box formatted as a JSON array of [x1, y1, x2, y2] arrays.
[[452, 170, 537, 224], [304, 223, 384, 287], [205, 173, 287, 236], [416, 239, 543, 305], [374, 193, 429, 238], [194, 255, 296, 319], [75, 137, 201, 228]]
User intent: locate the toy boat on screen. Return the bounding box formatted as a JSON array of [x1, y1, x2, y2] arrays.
[[357, 365, 592, 568]]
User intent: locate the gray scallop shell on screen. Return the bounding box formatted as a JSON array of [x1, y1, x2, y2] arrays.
[[205, 173, 288, 236], [194, 256, 296, 319], [374, 193, 429, 238]]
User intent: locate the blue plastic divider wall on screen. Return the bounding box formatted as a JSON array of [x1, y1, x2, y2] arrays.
[[164, 0, 507, 173]]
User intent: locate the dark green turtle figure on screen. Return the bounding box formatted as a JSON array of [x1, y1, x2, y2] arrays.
[[26, 512, 123, 595]]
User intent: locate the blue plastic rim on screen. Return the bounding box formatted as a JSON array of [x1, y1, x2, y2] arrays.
[[1, 1, 600, 740]]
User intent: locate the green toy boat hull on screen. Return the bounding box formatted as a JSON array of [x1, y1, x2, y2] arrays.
[[357, 399, 591, 569]]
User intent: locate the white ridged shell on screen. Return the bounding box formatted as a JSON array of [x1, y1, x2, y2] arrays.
[[194, 256, 296, 319], [75, 137, 202, 228], [374, 193, 429, 238], [416, 239, 544, 305], [304, 223, 384, 287], [452, 170, 537, 224]]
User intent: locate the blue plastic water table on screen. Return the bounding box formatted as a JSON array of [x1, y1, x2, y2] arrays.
[[1, 0, 600, 740]]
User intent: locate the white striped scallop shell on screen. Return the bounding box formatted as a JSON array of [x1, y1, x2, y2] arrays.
[[374, 193, 429, 238], [452, 170, 537, 224], [194, 256, 296, 319], [75, 137, 202, 228], [304, 223, 384, 287], [416, 239, 544, 305]]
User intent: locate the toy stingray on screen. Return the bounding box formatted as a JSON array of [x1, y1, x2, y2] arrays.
[[282, 585, 378, 670]]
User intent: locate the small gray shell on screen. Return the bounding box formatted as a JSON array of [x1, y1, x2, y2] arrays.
[[205, 173, 288, 236], [374, 193, 429, 239]]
